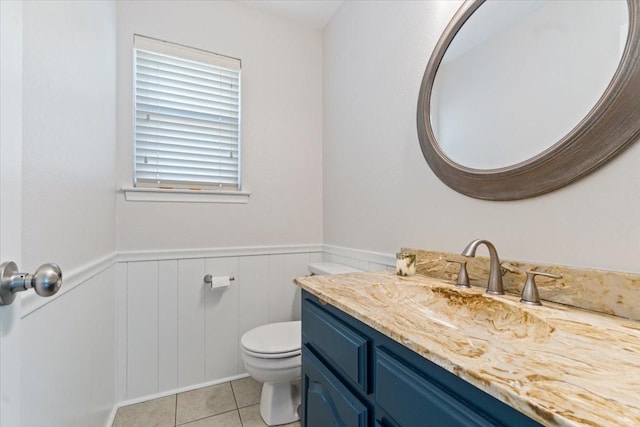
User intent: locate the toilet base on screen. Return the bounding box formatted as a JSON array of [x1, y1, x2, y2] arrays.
[[259, 380, 300, 426]]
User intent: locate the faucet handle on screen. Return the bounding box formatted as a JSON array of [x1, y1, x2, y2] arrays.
[[520, 270, 562, 305], [446, 259, 470, 288]]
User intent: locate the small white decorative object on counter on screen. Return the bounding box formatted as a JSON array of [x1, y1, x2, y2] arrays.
[[396, 253, 416, 276]]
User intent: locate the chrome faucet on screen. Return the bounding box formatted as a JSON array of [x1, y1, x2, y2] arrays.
[[461, 239, 504, 295]]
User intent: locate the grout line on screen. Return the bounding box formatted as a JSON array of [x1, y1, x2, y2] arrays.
[[230, 380, 239, 410], [173, 393, 178, 427], [175, 408, 240, 427]]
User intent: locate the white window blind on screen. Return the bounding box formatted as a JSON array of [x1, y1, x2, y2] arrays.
[[134, 35, 242, 190]]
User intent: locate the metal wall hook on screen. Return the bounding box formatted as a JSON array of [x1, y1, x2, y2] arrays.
[[0, 261, 62, 306]]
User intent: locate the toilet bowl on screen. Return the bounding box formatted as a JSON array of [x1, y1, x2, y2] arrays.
[[240, 262, 362, 426], [240, 321, 302, 426]]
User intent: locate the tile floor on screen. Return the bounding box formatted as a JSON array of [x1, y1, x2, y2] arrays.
[[112, 378, 301, 427]]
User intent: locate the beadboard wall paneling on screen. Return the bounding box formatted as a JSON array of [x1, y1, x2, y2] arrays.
[[205, 257, 240, 382], [238, 256, 270, 343], [126, 261, 159, 398], [159, 260, 179, 392], [120, 251, 323, 400], [177, 258, 207, 389], [272, 253, 315, 323], [323, 244, 395, 272], [21, 266, 116, 427]]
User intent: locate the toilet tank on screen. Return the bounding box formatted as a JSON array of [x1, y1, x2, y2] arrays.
[[308, 262, 362, 276]]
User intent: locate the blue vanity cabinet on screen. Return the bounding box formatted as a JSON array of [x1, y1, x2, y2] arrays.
[[375, 348, 495, 427], [302, 347, 370, 427], [301, 290, 542, 427], [302, 296, 370, 392]]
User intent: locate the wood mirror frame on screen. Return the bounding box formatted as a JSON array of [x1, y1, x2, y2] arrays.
[[417, 0, 640, 201]]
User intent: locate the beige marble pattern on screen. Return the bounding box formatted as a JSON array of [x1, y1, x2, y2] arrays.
[[294, 271, 640, 427], [403, 247, 640, 321]]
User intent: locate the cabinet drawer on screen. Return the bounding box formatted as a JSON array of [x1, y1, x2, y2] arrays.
[[302, 298, 370, 392], [375, 348, 495, 427], [302, 346, 369, 427]]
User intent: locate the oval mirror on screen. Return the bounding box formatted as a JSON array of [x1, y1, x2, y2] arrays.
[[417, 0, 640, 200]]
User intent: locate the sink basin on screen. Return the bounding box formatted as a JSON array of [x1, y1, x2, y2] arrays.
[[367, 283, 555, 343]]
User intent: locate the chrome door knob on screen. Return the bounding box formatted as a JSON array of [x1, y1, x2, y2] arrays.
[[0, 261, 63, 306], [32, 263, 62, 297]]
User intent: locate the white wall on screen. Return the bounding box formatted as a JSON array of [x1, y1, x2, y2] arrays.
[[22, 0, 117, 271], [323, 0, 640, 273], [115, 0, 323, 252], [19, 2, 118, 426]]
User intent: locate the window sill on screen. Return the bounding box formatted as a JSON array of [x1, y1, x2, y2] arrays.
[[122, 187, 250, 204]]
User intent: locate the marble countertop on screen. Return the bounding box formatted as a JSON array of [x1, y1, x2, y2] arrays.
[[293, 271, 640, 427]]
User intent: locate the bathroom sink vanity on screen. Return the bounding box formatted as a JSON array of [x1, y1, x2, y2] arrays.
[[301, 290, 540, 426], [294, 271, 640, 427]]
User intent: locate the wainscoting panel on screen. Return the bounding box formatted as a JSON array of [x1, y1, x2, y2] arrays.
[[280, 252, 320, 321], [127, 261, 159, 398], [21, 265, 116, 427], [177, 258, 207, 389], [204, 256, 240, 382], [268, 254, 286, 324], [119, 249, 325, 401], [158, 260, 179, 392], [238, 255, 271, 343], [322, 244, 395, 272], [115, 263, 128, 405], [11, 244, 397, 426]]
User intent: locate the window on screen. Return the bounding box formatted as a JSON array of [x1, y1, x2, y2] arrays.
[[133, 35, 242, 191]]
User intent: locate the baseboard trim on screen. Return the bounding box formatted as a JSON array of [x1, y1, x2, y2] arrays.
[[105, 373, 250, 427]]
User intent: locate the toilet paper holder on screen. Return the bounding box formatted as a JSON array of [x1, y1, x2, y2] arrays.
[[203, 274, 235, 284]]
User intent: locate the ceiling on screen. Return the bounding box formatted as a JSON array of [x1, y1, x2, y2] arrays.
[[237, 0, 344, 29]]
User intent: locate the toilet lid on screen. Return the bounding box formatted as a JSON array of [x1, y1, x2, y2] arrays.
[[241, 321, 301, 355]]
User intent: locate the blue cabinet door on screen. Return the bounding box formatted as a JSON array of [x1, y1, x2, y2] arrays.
[[302, 297, 371, 392], [302, 346, 369, 427], [376, 348, 495, 427]]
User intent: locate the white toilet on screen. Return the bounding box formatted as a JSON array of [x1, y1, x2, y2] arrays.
[[240, 262, 361, 426]]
